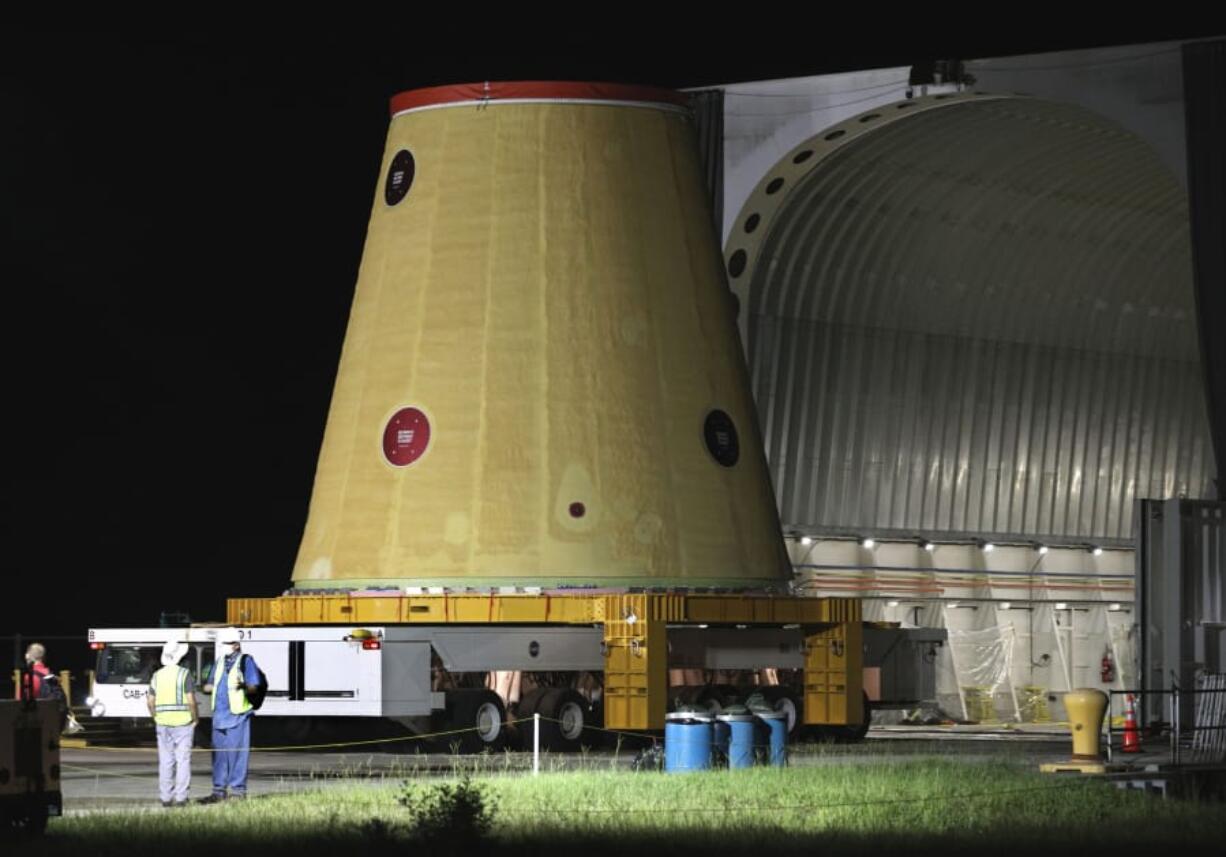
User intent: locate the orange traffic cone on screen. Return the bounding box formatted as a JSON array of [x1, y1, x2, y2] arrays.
[[1121, 693, 1142, 753]]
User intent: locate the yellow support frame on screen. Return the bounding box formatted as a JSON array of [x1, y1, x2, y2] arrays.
[[803, 621, 864, 726], [227, 592, 862, 730], [229, 592, 859, 628], [601, 595, 667, 731]]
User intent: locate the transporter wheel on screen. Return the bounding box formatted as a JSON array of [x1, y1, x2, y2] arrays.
[[445, 689, 506, 753], [538, 689, 591, 752], [762, 686, 803, 739]]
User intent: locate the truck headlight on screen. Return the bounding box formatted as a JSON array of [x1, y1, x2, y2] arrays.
[[91, 701, 106, 718], [85, 695, 96, 707]]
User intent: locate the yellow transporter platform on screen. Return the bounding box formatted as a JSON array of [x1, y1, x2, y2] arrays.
[[229, 592, 863, 731], [238, 84, 855, 735]]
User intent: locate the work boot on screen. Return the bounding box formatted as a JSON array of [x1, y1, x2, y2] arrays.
[[197, 793, 226, 805], [161, 801, 173, 808]]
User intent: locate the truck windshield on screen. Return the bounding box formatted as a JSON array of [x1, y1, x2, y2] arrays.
[[193, 644, 215, 687], [95, 645, 161, 684]]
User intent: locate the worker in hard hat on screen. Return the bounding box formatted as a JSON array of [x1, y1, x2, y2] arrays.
[[146, 639, 198, 807], [198, 628, 261, 803]]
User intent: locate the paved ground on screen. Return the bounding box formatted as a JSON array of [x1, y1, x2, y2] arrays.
[[59, 724, 1120, 813]]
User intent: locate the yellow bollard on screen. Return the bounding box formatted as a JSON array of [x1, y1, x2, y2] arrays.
[[1066, 689, 1108, 759], [1040, 688, 1109, 774]]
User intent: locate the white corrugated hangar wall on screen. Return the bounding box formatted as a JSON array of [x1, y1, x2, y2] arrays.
[[696, 40, 1224, 722]]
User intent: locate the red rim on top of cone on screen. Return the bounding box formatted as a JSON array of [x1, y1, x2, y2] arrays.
[[390, 81, 691, 115]]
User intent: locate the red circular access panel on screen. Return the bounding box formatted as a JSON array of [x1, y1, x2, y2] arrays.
[[382, 407, 431, 467]]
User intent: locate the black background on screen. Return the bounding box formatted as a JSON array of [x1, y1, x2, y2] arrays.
[[5, 26, 1216, 672]]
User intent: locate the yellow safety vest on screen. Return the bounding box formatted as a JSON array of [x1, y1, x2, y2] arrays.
[[152, 665, 193, 727], [212, 656, 252, 715]]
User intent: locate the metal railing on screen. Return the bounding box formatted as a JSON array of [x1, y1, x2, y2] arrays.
[[1105, 678, 1226, 766], [11, 668, 81, 704]]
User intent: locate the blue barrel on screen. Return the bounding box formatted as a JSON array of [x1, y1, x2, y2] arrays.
[[664, 712, 713, 772], [754, 709, 788, 767], [717, 713, 757, 769]]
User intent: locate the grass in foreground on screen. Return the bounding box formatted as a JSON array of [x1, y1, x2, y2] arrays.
[[24, 758, 1225, 856]]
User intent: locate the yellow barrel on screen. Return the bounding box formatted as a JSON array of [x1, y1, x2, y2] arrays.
[[291, 82, 790, 592], [1064, 688, 1108, 759], [1019, 685, 1052, 723]]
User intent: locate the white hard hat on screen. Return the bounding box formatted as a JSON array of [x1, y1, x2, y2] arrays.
[[219, 627, 242, 644], [161, 640, 189, 666]]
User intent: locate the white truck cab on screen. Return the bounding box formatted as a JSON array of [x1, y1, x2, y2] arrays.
[[84, 624, 604, 751], [85, 627, 222, 720]]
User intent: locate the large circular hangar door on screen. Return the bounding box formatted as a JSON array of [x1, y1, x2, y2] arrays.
[[726, 92, 1211, 542]]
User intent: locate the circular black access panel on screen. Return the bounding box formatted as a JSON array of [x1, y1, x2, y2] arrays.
[[728, 249, 747, 278], [704, 410, 740, 467], [384, 149, 416, 206]]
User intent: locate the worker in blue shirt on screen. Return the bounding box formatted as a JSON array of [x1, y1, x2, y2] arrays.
[[198, 628, 261, 802]]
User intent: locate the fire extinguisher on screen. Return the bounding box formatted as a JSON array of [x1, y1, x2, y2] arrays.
[[1100, 647, 1115, 684]]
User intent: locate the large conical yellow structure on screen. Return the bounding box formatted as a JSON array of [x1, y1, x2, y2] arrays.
[[292, 82, 789, 591]]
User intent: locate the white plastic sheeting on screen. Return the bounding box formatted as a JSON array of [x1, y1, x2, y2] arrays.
[[799, 542, 1137, 722], [926, 608, 1136, 723], [936, 622, 1020, 723]]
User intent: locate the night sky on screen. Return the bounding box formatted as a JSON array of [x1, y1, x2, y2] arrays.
[[6, 27, 1215, 659]]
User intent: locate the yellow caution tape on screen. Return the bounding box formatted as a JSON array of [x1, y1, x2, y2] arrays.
[[70, 716, 538, 754]]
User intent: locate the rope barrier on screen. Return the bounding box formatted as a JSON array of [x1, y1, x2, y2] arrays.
[[67, 717, 538, 754], [533, 714, 659, 743]]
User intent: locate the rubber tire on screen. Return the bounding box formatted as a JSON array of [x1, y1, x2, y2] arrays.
[[445, 689, 506, 753], [538, 688, 590, 752], [762, 686, 804, 739]]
